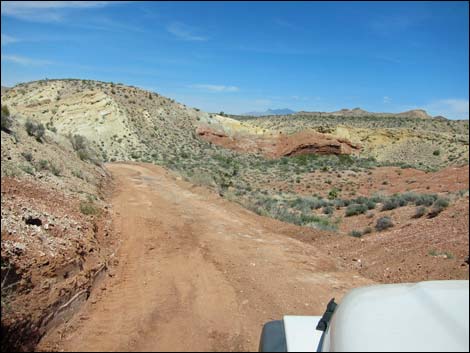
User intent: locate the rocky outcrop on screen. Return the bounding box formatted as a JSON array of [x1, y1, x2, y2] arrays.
[[196, 125, 360, 158], [276, 131, 360, 157]]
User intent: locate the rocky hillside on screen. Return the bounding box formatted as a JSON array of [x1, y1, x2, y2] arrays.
[[1, 100, 115, 350], [231, 111, 469, 170], [2, 79, 210, 163], [4, 79, 468, 171], [1, 79, 468, 351]]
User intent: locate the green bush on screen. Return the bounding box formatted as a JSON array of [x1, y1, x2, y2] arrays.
[[415, 194, 437, 207], [69, 134, 100, 164], [21, 152, 33, 162], [25, 119, 45, 141], [328, 188, 339, 200], [46, 121, 57, 133], [1, 105, 10, 117], [345, 203, 368, 217], [375, 216, 394, 231], [323, 205, 334, 215], [20, 164, 35, 175], [38, 160, 49, 171], [72, 170, 84, 179], [427, 198, 449, 218], [349, 230, 363, 238], [80, 201, 100, 215], [381, 198, 400, 211], [1, 105, 12, 132], [413, 206, 427, 218]]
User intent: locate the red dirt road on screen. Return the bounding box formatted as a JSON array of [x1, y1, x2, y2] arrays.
[[39, 163, 371, 352]]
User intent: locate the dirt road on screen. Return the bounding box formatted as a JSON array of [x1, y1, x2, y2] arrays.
[[39, 163, 372, 352]]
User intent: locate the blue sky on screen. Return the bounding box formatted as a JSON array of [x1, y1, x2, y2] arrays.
[[1, 1, 469, 118]]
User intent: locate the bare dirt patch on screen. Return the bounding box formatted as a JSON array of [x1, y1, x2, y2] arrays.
[[306, 197, 469, 284]]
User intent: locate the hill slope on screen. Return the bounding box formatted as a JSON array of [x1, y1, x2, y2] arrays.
[[1, 106, 115, 350], [1, 79, 468, 351]]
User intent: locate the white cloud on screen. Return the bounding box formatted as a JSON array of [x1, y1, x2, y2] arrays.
[[190, 84, 239, 92], [166, 22, 208, 41], [1, 54, 53, 66], [1, 34, 19, 45], [383, 96, 392, 104], [425, 99, 469, 119], [1, 1, 120, 22]]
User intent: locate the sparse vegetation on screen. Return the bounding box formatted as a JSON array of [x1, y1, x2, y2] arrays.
[[345, 203, 368, 217], [1, 105, 13, 132], [349, 230, 363, 237], [21, 152, 33, 162], [413, 206, 427, 218], [375, 216, 394, 231], [427, 198, 450, 218], [69, 134, 101, 164], [79, 201, 100, 215], [20, 164, 35, 175], [25, 119, 45, 142]]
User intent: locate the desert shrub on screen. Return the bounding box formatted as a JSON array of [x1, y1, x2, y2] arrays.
[[1, 105, 12, 132], [21, 152, 33, 162], [46, 121, 57, 133], [427, 198, 449, 218], [381, 198, 400, 211], [345, 203, 368, 217], [413, 206, 427, 218], [20, 164, 35, 175], [37, 160, 49, 170], [79, 201, 100, 215], [323, 205, 334, 215], [375, 216, 394, 231], [365, 200, 376, 210], [25, 119, 45, 141], [70, 134, 87, 151], [363, 227, 373, 235], [433, 150, 441, 156], [50, 163, 61, 176], [328, 188, 339, 200], [370, 194, 386, 203], [415, 194, 437, 207], [349, 230, 363, 238], [69, 134, 100, 164], [72, 170, 84, 179], [1, 105, 10, 117], [434, 198, 450, 209], [401, 192, 418, 203], [77, 149, 91, 161]]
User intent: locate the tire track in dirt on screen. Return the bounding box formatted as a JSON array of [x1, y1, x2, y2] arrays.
[[39, 162, 372, 352]]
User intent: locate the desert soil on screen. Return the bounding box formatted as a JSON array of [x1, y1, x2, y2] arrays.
[[38, 163, 372, 352]]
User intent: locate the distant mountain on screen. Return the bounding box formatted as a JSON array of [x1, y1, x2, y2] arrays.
[[295, 107, 437, 120], [244, 108, 295, 116]]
